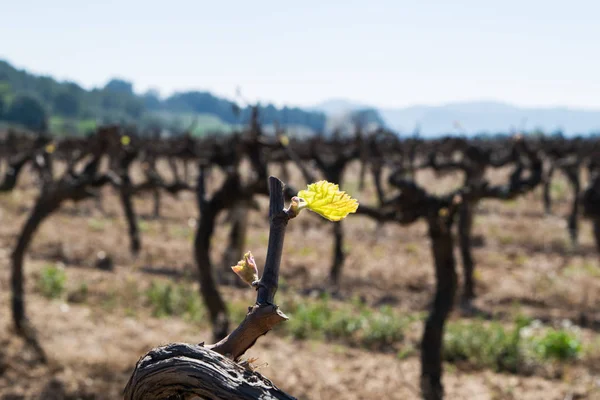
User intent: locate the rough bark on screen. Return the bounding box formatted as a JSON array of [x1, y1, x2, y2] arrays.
[[221, 205, 249, 287], [194, 198, 230, 341], [329, 221, 345, 286], [543, 163, 555, 215], [458, 200, 475, 305], [564, 165, 580, 246], [123, 344, 295, 400], [371, 163, 385, 207], [0, 153, 30, 192], [581, 160, 599, 255], [118, 178, 141, 255], [256, 177, 290, 305], [11, 198, 59, 363], [420, 213, 457, 400], [319, 164, 346, 287], [183, 159, 190, 183], [11, 200, 57, 332], [152, 187, 161, 218]]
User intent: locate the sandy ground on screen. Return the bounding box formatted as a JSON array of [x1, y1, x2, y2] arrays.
[[0, 161, 599, 399]]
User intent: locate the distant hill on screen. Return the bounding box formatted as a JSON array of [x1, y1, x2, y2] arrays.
[[0, 59, 327, 135], [314, 99, 600, 136], [4, 57, 598, 137]]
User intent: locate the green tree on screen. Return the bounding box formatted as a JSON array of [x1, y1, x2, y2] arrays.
[[142, 89, 161, 110], [5, 94, 48, 132], [0, 82, 12, 115], [35, 76, 58, 103], [104, 78, 133, 94], [53, 90, 80, 117], [124, 98, 144, 119]]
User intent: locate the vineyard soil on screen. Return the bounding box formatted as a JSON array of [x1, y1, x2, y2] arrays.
[[0, 163, 598, 399]]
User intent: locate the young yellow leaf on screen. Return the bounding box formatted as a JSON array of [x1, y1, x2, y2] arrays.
[[121, 135, 131, 146], [279, 135, 290, 147], [297, 180, 359, 221], [45, 143, 56, 154], [231, 251, 259, 286]]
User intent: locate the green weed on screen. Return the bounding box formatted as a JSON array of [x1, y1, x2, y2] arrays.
[[37, 264, 67, 299], [145, 281, 204, 321]]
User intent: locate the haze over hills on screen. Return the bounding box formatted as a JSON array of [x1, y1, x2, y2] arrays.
[[0, 59, 382, 137], [313, 99, 600, 137], [2, 56, 599, 137]]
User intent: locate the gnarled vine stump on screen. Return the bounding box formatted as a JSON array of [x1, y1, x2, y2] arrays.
[[123, 343, 295, 400]]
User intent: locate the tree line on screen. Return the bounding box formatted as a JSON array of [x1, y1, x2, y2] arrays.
[[0, 59, 328, 134]]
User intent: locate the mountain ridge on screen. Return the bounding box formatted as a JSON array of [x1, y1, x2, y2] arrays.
[[313, 99, 600, 136], [2, 57, 599, 137]]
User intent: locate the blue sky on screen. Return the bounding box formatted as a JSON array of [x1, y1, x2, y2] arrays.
[[2, 0, 599, 109]]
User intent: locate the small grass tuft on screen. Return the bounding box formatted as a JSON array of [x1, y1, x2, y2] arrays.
[[145, 281, 204, 321], [283, 294, 412, 350], [531, 327, 582, 361], [444, 317, 583, 374], [37, 264, 67, 299], [444, 318, 527, 373]]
